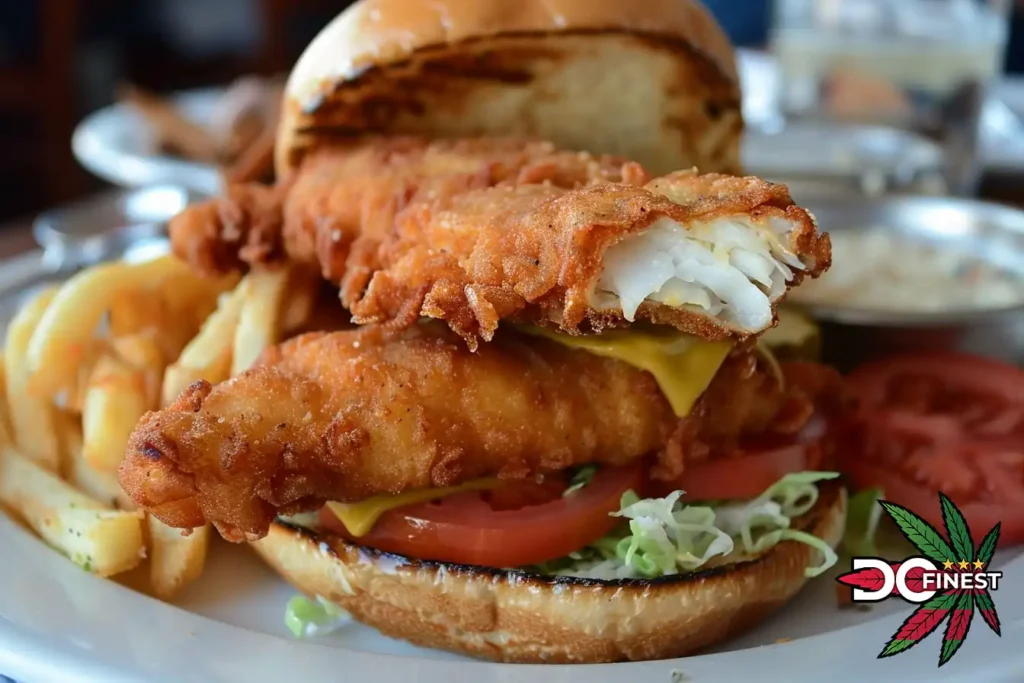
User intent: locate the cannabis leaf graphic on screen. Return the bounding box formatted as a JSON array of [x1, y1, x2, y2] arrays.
[[874, 496, 1002, 667], [878, 590, 959, 658], [939, 591, 974, 667], [976, 522, 1001, 567], [975, 522, 1002, 637], [878, 501, 954, 564], [939, 493, 972, 563]]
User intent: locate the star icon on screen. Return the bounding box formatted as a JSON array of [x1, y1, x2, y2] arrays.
[[973, 559, 985, 570], [958, 559, 970, 570], [943, 560, 954, 570]]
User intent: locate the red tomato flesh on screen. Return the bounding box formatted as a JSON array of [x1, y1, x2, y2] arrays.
[[840, 352, 1024, 547], [652, 413, 828, 501], [318, 461, 646, 567]]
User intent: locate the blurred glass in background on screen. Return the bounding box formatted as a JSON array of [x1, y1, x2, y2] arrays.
[[771, 0, 1012, 195]]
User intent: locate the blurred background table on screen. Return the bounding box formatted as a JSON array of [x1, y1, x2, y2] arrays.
[[0, 0, 343, 220], [0, 217, 37, 259], [1, 0, 1023, 254]]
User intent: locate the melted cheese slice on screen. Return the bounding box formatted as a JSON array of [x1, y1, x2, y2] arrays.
[[523, 326, 733, 417], [326, 478, 503, 537]]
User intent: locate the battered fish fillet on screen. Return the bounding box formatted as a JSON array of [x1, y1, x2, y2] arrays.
[[119, 325, 816, 542], [346, 171, 831, 347], [169, 181, 287, 275], [168, 136, 647, 279]]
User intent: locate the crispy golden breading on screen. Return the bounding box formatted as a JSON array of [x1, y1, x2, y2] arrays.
[[169, 139, 829, 348], [119, 325, 671, 541], [287, 137, 648, 283], [347, 172, 830, 347], [168, 182, 287, 276], [119, 324, 823, 543], [168, 136, 647, 279]]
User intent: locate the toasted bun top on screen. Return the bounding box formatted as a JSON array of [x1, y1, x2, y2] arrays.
[[286, 0, 735, 104]]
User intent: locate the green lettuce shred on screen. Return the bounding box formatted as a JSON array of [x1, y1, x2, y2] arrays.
[[562, 465, 598, 497], [284, 595, 351, 638], [841, 487, 884, 557], [530, 472, 841, 580]]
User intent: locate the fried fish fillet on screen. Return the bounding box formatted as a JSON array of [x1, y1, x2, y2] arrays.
[[119, 325, 816, 542], [347, 172, 831, 347], [169, 181, 287, 275], [169, 138, 829, 346], [168, 136, 647, 279]]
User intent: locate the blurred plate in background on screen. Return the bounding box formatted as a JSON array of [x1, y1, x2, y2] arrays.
[[72, 88, 224, 196], [32, 185, 186, 271]]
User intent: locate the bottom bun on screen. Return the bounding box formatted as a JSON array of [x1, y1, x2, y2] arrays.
[[251, 482, 846, 663]]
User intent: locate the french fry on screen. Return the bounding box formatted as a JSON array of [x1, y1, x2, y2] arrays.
[[0, 447, 145, 576], [0, 353, 11, 448], [58, 411, 133, 510], [109, 289, 170, 339], [162, 284, 246, 406], [5, 287, 60, 470], [109, 271, 237, 362], [82, 354, 150, 473], [155, 268, 239, 344], [111, 331, 166, 408], [25, 256, 188, 397], [148, 517, 210, 600], [0, 255, 248, 594], [232, 267, 290, 376], [281, 266, 321, 335], [64, 339, 106, 415]]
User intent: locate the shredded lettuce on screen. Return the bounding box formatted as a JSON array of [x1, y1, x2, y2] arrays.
[[562, 465, 598, 497], [533, 472, 840, 580], [842, 487, 884, 557], [284, 595, 351, 638]]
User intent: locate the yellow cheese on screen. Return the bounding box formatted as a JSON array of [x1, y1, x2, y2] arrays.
[[326, 478, 503, 537], [521, 326, 733, 417]]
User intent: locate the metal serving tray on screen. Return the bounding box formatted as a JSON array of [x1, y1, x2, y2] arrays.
[[798, 194, 1024, 369]]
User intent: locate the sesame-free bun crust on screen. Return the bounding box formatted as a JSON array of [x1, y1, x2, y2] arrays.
[[251, 482, 846, 663], [278, 0, 741, 178]]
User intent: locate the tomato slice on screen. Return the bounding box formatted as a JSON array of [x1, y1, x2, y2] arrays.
[[847, 352, 1024, 438], [843, 459, 1024, 550], [841, 352, 1024, 547], [317, 462, 646, 567], [652, 414, 828, 502]]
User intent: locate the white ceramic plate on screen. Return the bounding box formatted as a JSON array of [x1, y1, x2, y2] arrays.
[[72, 88, 224, 196], [1, 504, 1022, 683], [1, 257, 1022, 683]]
